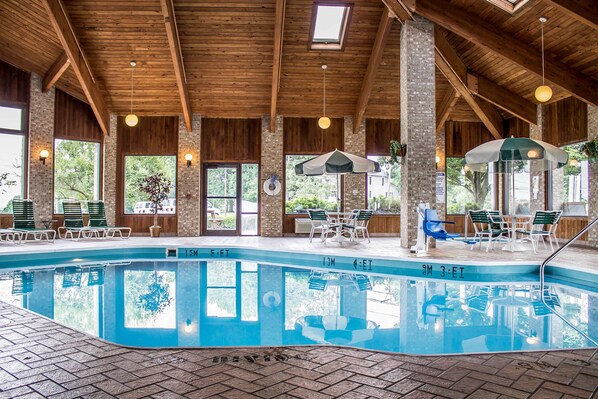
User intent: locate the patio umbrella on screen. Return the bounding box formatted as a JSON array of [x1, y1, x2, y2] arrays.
[[465, 137, 568, 251], [295, 149, 381, 212]]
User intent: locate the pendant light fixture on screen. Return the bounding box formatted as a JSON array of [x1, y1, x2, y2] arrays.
[[318, 64, 331, 130], [125, 60, 139, 127], [534, 17, 552, 103]]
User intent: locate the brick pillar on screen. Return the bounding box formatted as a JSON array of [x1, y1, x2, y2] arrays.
[[530, 105, 546, 213], [343, 116, 366, 211], [400, 17, 436, 248], [436, 126, 446, 220], [177, 115, 201, 236], [28, 73, 54, 221], [103, 114, 118, 227], [260, 115, 284, 236], [588, 105, 598, 247]]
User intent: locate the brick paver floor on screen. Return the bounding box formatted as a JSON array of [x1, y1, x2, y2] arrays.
[[1, 302, 597, 398]]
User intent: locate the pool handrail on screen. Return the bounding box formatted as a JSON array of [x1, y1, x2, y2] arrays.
[[539, 217, 598, 346]]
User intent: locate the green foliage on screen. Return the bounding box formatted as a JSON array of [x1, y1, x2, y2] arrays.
[[53, 272, 98, 335], [242, 164, 259, 202], [125, 156, 176, 213], [137, 271, 173, 316], [124, 269, 176, 328], [389, 140, 406, 165], [579, 139, 598, 163], [285, 196, 337, 213], [285, 155, 338, 213], [446, 157, 491, 214], [54, 140, 99, 212], [368, 195, 400, 213]]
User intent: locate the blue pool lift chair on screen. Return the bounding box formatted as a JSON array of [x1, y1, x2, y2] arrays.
[[422, 209, 460, 242]]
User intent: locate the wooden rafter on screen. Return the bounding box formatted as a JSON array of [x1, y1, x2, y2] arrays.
[[42, 51, 70, 93], [270, 0, 285, 132], [40, 0, 109, 135], [542, 0, 598, 31], [436, 85, 459, 133], [435, 29, 504, 139], [353, 8, 394, 134], [160, 0, 192, 132], [467, 72, 537, 125], [407, 0, 598, 106]]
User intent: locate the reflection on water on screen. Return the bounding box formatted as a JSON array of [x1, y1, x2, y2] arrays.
[[0, 261, 596, 354]]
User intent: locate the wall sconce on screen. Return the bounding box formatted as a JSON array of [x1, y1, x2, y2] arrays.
[[184, 319, 193, 333], [185, 153, 193, 167], [435, 156, 440, 170], [39, 150, 49, 165]]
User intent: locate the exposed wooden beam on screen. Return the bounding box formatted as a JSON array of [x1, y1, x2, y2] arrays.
[[270, 0, 285, 132], [436, 85, 459, 133], [408, 0, 598, 106], [467, 72, 537, 125], [542, 0, 598, 31], [42, 52, 70, 93], [434, 30, 504, 139], [381, 0, 413, 22], [160, 0, 192, 132], [354, 8, 394, 134], [41, 0, 109, 135]]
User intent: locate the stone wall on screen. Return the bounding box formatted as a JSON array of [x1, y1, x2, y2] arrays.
[[343, 116, 366, 211], [529, 105, 546, 213], [177, 115, 201, 236], [400, 17, 437, 248], [588, 105, 597, 247], [28, 73, 54, 222], [103, 114, 118, 227], [260, 115, 284, 236]]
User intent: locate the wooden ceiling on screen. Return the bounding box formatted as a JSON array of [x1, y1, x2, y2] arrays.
[[0, 0, 595, 130]]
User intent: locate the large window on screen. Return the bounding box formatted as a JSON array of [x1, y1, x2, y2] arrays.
[[309, 3, 352, 50], [54, 139, 101, 213], [446, 157, 494, 214], [285, 155, 338, 213], [505, 161, 531, 215], [204, 261, 258, 321], [550, 144, 588, 216], [367, 155, 400, 214], [0, 105, 26, 213], [124, 155, 176, 214]]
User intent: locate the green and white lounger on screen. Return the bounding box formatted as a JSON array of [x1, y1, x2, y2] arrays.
[[10, 199, 55, 243], [58, 201, 103, 240], [87, 201, 131, 239]]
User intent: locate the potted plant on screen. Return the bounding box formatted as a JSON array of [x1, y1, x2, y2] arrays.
[[389, 140, 407, 165], [138, 173, 172, 237], [579, 139, 598, 163]]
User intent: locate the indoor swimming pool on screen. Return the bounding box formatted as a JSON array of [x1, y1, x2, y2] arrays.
[[0, 247, 595, 355]]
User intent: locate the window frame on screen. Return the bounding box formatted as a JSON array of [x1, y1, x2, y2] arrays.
[[52, 138, 102, 214], [308, 2, 353, 51], [0, 101, 28, 214]]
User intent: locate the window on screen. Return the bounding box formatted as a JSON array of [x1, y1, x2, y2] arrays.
[[54, 139, 101, 213], [205, 261, 258, 321], [0, 105, 26, 214], [446, 157, 494, 214], [367, 156, 400, 214], [124, 156, 176, 214], [124, 268, 176, 329], [550, 144, 588, 216], [241, 164, 259, 235], [285, 155, 338, 213], [309, 3, 352, 50], [505, 161, 531, 215]]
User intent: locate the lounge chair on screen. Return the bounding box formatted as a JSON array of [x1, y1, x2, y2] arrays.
[[87, 266, 106, 286], [0, 229, 21, 244], [87, 200, 131, 239], [307, 209, 337, 242], [342, 209, 373, 242], [11, 199, 56, 242], [58, 201, 103, 240], [468, 210, 508, 252], [62, 267, 83, 288], [12, 271, 34, 295]]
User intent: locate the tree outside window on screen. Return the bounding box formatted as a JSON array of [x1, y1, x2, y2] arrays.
[[367, 155, 400, 214], [551, 144, 588, 216], [0, 134, 24, 213], [124, 156, 176, 214], [285, 155, 337, 213], [446, 157, 493, 214]]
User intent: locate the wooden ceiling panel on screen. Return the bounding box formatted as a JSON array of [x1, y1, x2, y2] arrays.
[[448, 97, 481, 122]]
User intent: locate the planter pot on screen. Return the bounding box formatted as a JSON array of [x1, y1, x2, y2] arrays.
[[149, 226, 161, 238]]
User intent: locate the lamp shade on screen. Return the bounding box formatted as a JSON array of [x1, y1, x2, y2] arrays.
[[318, 116, 331, 129], [535, 85, 552, 103], [39, 149, 49, 159], [125, 114, 139, 127]]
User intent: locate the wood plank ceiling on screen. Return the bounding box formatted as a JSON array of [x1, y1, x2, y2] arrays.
[[0, 0, 595, 126]]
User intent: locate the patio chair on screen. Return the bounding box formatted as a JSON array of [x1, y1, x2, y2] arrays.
[[87, 200, 131, 239], [58, 201, 103, 240], [468, 210, 508, 252], [341, 209, 373, 242], [11, 199, 56, 242], [12, 271, 34, 295], [307, 209, 337, 242], [466, 286, 490, 313], [517, 210, 562, 253]]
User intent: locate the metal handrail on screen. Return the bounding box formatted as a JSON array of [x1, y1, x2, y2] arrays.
[[539, 217, 598, 346]]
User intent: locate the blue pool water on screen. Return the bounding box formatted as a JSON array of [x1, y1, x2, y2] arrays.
[[0, 248, 596, 355]]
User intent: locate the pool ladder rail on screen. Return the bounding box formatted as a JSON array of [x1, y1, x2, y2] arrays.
[[539, 217, 598, 347]]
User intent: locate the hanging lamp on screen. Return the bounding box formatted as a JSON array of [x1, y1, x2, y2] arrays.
[[125, 60, 139, 127], [534, 17, 552, 103], [318, 64, 331, 130]]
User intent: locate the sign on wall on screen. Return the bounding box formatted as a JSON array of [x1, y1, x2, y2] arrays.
[[436, 172, 445, 204]]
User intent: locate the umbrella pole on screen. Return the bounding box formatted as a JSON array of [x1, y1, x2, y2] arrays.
[[337, 174, 341, 213]]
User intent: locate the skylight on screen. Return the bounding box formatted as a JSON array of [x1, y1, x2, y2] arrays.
[[310, 3, 352, 50], [483, 0, 530, 13]]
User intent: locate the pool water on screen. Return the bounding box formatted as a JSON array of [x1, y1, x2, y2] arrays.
[[0, 259, 596, 355]]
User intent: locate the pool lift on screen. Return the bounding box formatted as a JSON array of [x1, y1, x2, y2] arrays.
[[410, 202, 461, 256]]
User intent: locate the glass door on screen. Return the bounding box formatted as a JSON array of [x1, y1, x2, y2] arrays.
[[203, 163, 259, 235]]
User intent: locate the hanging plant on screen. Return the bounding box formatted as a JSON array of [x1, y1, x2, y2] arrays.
[[579, 139, 598, 163], [389, 140, 407, 165]]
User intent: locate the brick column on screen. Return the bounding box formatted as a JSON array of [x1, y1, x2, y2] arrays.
[[343, 116, 366, 211], [436, 126, 446, 220], [28, 73, 54, 221], [588, 105, 598, 247], [400, 17, 437, 248], [260, 115, 284, 236], [103, 114, 118, 227], [177, 115, 201, 236], [530, 105, 546, 213]]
